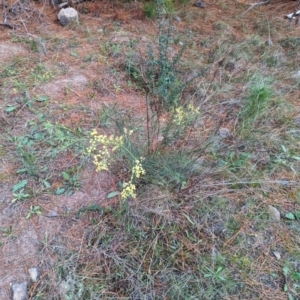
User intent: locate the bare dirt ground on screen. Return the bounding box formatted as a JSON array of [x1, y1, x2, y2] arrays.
[[0, 0, 299, 299]]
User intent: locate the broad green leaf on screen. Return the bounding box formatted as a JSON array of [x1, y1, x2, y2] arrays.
[[107, 191, 120, 199], [291, 155, 300, 161], [56, 188, 65, 195], [33, 132, 43, 140], [12, 180, 28, 192], [294, 211, 300, 219], [281, 145, 287, 153], [283, 265, 290, 277], [291, 272, 300, 280], [42, 180, 51, 188], [288, 294, 294, 300], [5, 105, 16, 112], [62, 171, 70, 180], [36, 95, 48, 102], [70, 50, 78, 57], [16, 168, 27, 174], [285, 213, 295, 220]]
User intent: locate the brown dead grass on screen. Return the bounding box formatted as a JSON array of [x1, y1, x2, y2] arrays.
[[0, 0, 300, 298]]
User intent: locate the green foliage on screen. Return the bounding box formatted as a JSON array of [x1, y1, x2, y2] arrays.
[[86, 0, 202, 200], [142, 151, 191, 190], [12, 180, 31, 202], [26, 205, 42, 219], [282, 264, 300, 299], [144, 27, 187, 111], [12, 35, 40, 52], [60, 168, 81, 196], [143, 0, 174, 19], [238, 75, 272, 136], [0, 225, 14, 238], [204, 266, 226, 282], [7, 121, 88, 199], [143, 1, 156, 19]]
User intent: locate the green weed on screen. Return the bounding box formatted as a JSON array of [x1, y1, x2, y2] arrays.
[[237, 75, 273, 136], [12, 35, 40, 52], [143, 0, 174, 19], [26, 205, 42, 219], [0, 225, 14, 238]]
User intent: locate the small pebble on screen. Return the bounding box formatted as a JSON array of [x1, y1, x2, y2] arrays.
[[292, 70, 300, 78], [219, 127, 230, 138], [265, 39, 273, 46], [295, 116, 300, 127], [173, 15, 181, 23], [273, 251, 281, 260], [28, 267, 39, 282], [12, 282, 27, 300], [195, 1, 206, 8], [268, 205, 281, 222], [46, 210, 58, 217]]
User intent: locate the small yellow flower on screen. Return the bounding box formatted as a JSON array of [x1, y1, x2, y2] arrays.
[[124, 128, 133, 136], [173, 107, 185, 126], [121, 157, 146, 201], [121, 181, 136, 200], [87, 129, 123, 172], [132, 159, 146, 179], [172, 104, 200, 126], [187, 104, 200, 114]]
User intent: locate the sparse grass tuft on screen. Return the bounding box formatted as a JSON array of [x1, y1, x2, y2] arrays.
[[237, 75, 273, 137]]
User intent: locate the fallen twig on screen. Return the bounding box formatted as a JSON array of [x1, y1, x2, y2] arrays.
[[0, 23, 14, 29], [242, 1, 270, 16], [284, 10, 300, 20]]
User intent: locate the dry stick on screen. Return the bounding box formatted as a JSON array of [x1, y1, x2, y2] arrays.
[[28, 271, 52, 297], [242, 0, 270, 16], [146, 92, 151, 156], [0, 23, 13, 29]]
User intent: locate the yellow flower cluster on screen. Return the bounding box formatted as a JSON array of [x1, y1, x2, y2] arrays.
[[172, 104, 200, 126], [187, 104, 200, 114], [173, 106, 185, 126], [121, 158, 146, 201], [121, 182, 136, 200], [87, 129, 123, 172], [132, 158, 146, 178], [123, 128, 133, 136]]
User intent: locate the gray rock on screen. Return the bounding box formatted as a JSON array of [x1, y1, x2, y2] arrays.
[[46, 210, 58, 217], [273, 251, 281, 260], [58, 280, 70, 297], [219, 127, 230, 138], [195, 1, 205, 8], [268, 205, 281, 222], [173, 15, 181, 23], [28, 267, 39, 282], [292, 70, 300, 78], [12, 282, 27, 300], [295, 116, 300, 127], [58, 8, 78, 27], [265, 39, 273, 46]]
